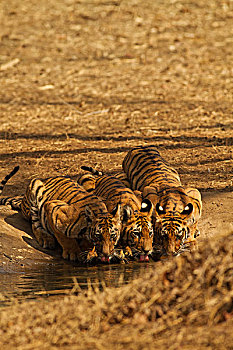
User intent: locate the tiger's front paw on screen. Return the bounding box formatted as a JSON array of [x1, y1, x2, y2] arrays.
[[112, 249, 128, 263], [86, 247, 98, 262], [124, 246, 133, 257], [41, 234, 56, 249], [117, 249, 127, 263], [62, 248, 81, 261]]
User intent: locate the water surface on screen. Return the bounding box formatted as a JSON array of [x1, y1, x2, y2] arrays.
[[0, 260, 156, 306]]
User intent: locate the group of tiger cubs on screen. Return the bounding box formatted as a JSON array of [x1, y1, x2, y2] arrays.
[[0, 145, 202, 264]]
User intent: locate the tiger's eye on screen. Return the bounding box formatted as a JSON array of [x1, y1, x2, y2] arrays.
[[181, 203, 193, 215], [94, 232, 101, 240], [156, 203, 166, 215]]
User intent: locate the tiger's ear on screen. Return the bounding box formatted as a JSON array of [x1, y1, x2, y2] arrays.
[[185, 188, 202, 221], [133, 190, 142, 202], [141, 198, 153, 217], [142, 186, 159, 213], [121, 205, 133, 223], [111, 203, 121, 221]]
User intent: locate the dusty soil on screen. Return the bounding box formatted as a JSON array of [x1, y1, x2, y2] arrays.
[[0, 0, 232, 348]]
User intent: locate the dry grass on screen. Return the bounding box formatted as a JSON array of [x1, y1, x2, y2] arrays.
[[0, 0, 232, 194]]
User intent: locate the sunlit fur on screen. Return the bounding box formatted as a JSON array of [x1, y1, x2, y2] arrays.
[[80, 166, 154, 261], [76, 173, 96, 192], [112, 172, 132, 188], [0, 174, 121, 262], [122, 145, 202, 258]]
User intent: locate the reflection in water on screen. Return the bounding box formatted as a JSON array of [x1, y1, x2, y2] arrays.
[[0, 261, 157, 306]]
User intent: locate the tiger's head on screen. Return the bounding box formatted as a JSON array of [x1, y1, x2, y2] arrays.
[[44, 200, 121, 263], [85, 204, 122, 263], [143, 186, 202, 257], [120, 199, 154, 261]]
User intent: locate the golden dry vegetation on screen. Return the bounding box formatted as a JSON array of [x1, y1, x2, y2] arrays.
[[0, 230, 232, 349]]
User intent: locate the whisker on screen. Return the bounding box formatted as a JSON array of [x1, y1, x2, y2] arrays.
[[79, 252, 88, 257]]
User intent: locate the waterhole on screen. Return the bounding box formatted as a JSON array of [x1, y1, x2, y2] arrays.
[[0, 260, 156, 307]]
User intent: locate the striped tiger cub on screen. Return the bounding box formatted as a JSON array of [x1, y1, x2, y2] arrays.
[[81, 166, 154, 262], [122, 145, 202, 258], [0, 169, 122, 263]]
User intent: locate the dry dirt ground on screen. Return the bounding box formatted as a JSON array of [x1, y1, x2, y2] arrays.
[[0, 0, 232, 348]]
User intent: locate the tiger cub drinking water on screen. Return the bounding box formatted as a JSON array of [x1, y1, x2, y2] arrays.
[[0, 168, 122, 263], [122, 145, 202, 258], [80, 166, 154, 262]]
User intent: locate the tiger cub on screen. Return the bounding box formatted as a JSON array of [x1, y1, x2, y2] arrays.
[[122, 145, 202, 258], [80, 166, 154, 262], [0, 170, 121, 263]]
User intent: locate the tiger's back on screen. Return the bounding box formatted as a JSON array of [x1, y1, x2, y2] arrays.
[[21, 176, 101, 220], [94, 174, 140, 212], [122, 145, 181, 192]]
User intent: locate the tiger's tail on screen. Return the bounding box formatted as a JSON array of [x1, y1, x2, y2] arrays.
[[0, 166, 20, 195], [81, 166, 104, 177]]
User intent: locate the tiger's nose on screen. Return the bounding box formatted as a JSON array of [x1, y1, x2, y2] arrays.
[[143, 249, 151, 255], [167, 242, 176, 255], [102, 244, 110, 256], [101, 256, 110, 263], [102, 242, 114, 257]]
